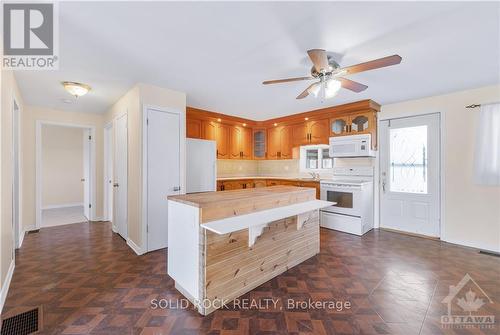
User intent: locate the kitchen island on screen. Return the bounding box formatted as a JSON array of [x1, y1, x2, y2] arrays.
[[167, 186, 332, 315]]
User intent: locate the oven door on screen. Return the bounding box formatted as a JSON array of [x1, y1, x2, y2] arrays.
[[320, 185, 362, 217]]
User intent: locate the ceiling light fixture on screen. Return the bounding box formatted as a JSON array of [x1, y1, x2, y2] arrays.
[[62, 81, 91, 98], [325, 79, 341, 99]]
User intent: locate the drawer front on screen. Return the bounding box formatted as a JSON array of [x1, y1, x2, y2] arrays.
[[320, 212, 362, 236]]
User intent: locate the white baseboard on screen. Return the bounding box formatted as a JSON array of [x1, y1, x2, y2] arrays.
[[18, 229, 25, 248], [0, 260, 15, 314], [42, 202, 83, 210], [443, 237, 500, 253], [112, 224, 117, 233], [91, 216, 104, 222], [127, 238, 144, 255], [24, 225, 37, 232]]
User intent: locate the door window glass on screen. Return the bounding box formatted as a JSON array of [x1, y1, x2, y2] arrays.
[[390, 125, 428, 193]]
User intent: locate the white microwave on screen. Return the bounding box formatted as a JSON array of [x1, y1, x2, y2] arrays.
[[329, 134, 375, 157]]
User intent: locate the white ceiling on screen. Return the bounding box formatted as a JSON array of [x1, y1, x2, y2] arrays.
[[14, 2, 500, 120]]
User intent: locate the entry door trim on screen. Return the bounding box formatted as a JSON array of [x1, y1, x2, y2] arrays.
[[378, 112, 443, 238], [35, 121, 96, 229], [141, 105, 186, 254]]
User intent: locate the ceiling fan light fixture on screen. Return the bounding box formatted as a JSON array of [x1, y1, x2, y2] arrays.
[[309, 84, 321, 97], [62, 81, 91, 97], [325, 79, 341, 98]]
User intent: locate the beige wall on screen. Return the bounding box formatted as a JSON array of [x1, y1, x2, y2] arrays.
[[381, 85, 500, 252], [0, 70, 24, 297], [41, 125, 84, 207], [104, 83, 186, 250], [21, 106, 105, 230]]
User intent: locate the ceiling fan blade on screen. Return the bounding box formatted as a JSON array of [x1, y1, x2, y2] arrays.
[[341, 55, 402, 75], [337, 77, 368, 93], [262, 76, 314, 85], [296, 82, 320, 99], [307, 49, 330, 73]]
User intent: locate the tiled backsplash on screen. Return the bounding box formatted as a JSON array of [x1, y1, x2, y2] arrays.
[[217, 159, 259, 177], [257, 159, 300, 177], [217, 157, 375, 178]]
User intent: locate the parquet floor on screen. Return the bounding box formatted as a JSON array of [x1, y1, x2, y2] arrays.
[[2, 221, 499, 334]]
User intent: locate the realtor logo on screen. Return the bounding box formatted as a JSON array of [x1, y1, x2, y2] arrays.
[[441, 273, 495, 329], [2, 2, 59, 69]]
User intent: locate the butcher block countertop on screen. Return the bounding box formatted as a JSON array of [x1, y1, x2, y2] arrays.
[[168, 186, 317, 223]]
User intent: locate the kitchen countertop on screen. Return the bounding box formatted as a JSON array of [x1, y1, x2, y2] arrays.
[[168, 185, 315, 211], [217, 176, 320, 182]]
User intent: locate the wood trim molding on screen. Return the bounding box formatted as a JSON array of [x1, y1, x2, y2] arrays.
[[187, 107, 257, 126], [187, 99, 380, 127]]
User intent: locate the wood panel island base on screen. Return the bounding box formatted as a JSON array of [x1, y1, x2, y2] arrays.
[[167, 186, 333, 315]]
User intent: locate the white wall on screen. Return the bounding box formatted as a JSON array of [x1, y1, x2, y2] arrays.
[[21, 106, 105, 229], [0, 70, 24, 311], [41, 125, 84, 208], [381, 85, 500, 252], [104, 83, 186, 251]]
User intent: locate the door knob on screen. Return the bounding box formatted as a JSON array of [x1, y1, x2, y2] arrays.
[[113, 183, 119, 187], [81, 178, 85, 182], [173, 186, 181, 191]]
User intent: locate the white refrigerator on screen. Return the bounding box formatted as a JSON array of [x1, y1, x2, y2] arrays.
[[186, 138, 217, 193]]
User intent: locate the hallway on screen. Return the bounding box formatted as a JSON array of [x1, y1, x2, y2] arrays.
[[2, 222, 499, 334]]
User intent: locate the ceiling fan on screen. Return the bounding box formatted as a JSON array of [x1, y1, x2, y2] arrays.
[[263, 49, 402, 100]]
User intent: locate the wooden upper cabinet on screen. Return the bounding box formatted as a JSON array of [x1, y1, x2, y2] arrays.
[[216, 123, 230, 159], [229, 126, 253, 159], [330, 116, 350, 136], [267, 126, 291, 159], [291, 123, 309, 147], [187, 119, 202, 139], [253, 129, 266, 160], [267, 127, 280, 159], [202, 120, 217, 140], [308, 119, 329, 144], [291, 119, 329, 146], [279, 126, 292, 159], [241, 127, 253, 159], [350, 112, 374, 135], [229, 126, 242, 159], [329, 110, 377, 148]]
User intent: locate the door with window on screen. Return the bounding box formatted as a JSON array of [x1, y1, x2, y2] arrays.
[[379, 114, 440, 237]]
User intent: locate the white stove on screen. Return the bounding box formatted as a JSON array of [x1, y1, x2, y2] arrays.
[[320, 167, 374, 236]]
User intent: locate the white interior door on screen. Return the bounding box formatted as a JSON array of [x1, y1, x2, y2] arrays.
[[147, 108, 180, 252], [114, 114, 128, 238], [104, 125, 113, 222], [83, 129, 91, 220], [380, 113, 440, 237]]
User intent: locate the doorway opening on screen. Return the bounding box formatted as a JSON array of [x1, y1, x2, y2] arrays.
[[379, 113, 441, 237], [35, 122, 95, 228]]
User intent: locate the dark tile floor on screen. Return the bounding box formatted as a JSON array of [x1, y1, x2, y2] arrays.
[[2, 221, 499, 334]]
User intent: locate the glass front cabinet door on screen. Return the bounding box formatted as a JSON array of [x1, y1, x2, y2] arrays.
[[330, 117, 348, 136], [350, 113, 372, 134]]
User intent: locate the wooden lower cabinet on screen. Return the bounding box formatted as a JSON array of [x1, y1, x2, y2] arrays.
[[219, 178, 320, 199]]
